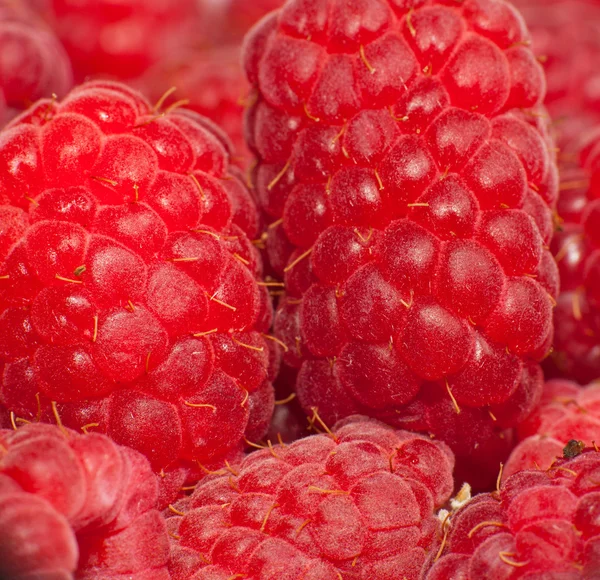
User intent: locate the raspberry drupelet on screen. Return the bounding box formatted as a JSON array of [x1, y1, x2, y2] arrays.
[[549, 131, 600, 383], [0, 81, 278, 477], [0, 422, 170, 579], [244, 0, 559, 487], [514, 0, 600, 384], [514, 0, 600, 151], [137, 46, 252, 169], [0, 0, 72, 122], [425, 447, 600, 579], [504, 379, 600, 479], [168, 415, 455, 580]]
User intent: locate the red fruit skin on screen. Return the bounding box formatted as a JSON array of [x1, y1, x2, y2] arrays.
[[425, 449, 600, 579], [0, 0, 72, 117], [40, 0, 203, 80], [170, 415, 455, 580], [245, 0, 557, 489], [514, 0, 600, 384], [513, 0, 600, 151], [546, 134, 600, 384], [503, 379, 600, 478], [137, 46, 252, 169], [0, 81, 277, 473], [0, 423, 169, 579], [225, 0, 283, 39]]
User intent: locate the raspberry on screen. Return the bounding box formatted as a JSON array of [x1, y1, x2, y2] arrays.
[[138, 46, 252, 168], [514, 0, 600, 150], [0, 0, 72, 119], [0, 422, 170, 579], [168, 415, 455, 579], [0, 81, 278, 477], [425, 447, 600, 579], [40, 0, 203, 80], [504, 379, 600, 479], [548, 132, 600, 383], [244, 0, 558, 488]]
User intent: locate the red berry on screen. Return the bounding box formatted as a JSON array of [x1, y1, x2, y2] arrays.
[[0, 422, 170, 579], [40, 0, 203, 80], [514, 0, 600, 150], [0, 81, 277, 475], [504, 379, 600, 478], [426, 448, 600, 578], [0, 0, 72, 118], [137, 46, 252, 169], [547, 133, 600, 383], [169, 416, 455, 580], [245, 0, 557, 488]]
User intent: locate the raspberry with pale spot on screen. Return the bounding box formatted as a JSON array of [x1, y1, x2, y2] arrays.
[[504, 379, 600, 479], [425, 447, 600, 579]]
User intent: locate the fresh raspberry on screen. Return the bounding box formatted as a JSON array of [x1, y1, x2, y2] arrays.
[[0, 422, 170, 579], [503, 379, 600, 478], [168, 415, 455, 580], [548, 132, 600, 383], [514, 0, 600, 150], [244, 0, 558, 488], [512, 0, 600, 384], [137, 46, 252, 169], [40, 0, 203, 80], [0, 0, 72, 118], [0, 81, 278, 477], [425, 447, 600, 579]]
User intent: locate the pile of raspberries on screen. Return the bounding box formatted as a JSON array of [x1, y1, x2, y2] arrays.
[[1, 0, 600, 578]]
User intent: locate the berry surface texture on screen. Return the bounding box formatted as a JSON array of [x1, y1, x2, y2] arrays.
[[0, 422, 170, 579], [168, 415, 455, 580], [0, 81, 277, 476], [245, 0, 559, 487]]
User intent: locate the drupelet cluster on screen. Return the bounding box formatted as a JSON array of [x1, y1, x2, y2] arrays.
[[514, 0, 600, 150], [0, 81, 278, 477], [168, 415, 455, 580], [0, 422, 170, 579], [550, 132, 600, 383], [138, 46, 252, 169], [244, 0, 559, 486], [426, 448, 600, 578], [504, 379, 600, 478], [0, 0, 72, 122]]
